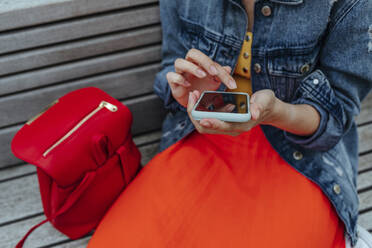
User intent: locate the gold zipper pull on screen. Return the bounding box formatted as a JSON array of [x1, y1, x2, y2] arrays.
[[100, 101, 118, 112]]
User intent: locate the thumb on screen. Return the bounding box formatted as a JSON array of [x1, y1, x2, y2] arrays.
[[187, 90, 199, 113]]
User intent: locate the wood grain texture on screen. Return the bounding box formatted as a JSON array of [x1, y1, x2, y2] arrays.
[[359, 211, 372, 231], [0, 45, 161, 98], [357, 90, 372, 125], [359, 190, 372, 212], [0, 5, 160, 55], [0, 25, 161, 80], [0, 63, 160, 127], [0, 94, 165, 168], [358, 125, 372, 154], [358, 170, 372, 192], [359, 153, 372, 173], [0, 0, 157, 32]]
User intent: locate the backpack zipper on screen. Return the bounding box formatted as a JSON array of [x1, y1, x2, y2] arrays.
[[42, 101, 118, 157]]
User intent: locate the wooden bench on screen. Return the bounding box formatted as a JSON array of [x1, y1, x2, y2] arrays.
[[0, 0, 370, 247]]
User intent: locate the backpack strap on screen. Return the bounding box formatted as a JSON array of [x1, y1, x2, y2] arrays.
[[16, 219, 49, 248], [15, 171, 96, 248]]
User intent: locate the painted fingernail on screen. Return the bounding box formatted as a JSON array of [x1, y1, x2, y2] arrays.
[[196, 69, 207, 77], [210, 65, 218, 75], [229, 79, 237, 89]]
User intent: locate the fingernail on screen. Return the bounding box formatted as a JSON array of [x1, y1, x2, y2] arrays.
[[188, 92, 193, 104], [229, 79, 237, 89], [196, 69, 207, 77], [184, 80, 191, 87], [210, 65, 218, 75]]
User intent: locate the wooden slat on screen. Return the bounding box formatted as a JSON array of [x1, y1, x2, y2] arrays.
[[358, 124, 372, 154], [0, 215, 66, 248], [358, 170, 372, 191], [53, 236, 91, 248], [357, 92, 372, 125], [359, 211, 372, 231], [359, 189, 372, 212], [125, 94, 166, 136], [0, 25, 161, 80], [0, 63, 160, 127], [0, 45, 161, 98], [359, 153, 372, 173], [0, 0, 157, 32], [0, 164, 35, 182], [0, 5, 160, 55]]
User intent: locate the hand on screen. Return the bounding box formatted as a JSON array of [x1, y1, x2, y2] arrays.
[[166, 48, 237, 107], [187, 89, 280, 136]]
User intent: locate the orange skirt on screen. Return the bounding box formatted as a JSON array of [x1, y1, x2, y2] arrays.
[[88, 126, 345, 248]]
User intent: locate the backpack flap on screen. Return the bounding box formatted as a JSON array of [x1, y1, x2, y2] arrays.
[[11, 87, 133, 187]]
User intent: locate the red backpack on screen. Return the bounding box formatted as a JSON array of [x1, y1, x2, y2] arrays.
[[11, 87, 141, 247]]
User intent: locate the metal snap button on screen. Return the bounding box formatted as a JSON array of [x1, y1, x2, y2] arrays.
[[245, 35, 250, 41], [253, 63, 261, 74], [243, 67, 248, 73], [333, 184, 341, 194], [293, 151, 303, 160], [261, 6, 272, 17], [313, 79, 319, 85], [300, 64, 310, 74], [243, 52, 249, 59]]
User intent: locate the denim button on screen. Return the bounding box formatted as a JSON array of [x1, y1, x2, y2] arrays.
[[261, 6, 272, 17], [300, 64, 310, 74], [243, 67, 248, 73], [254, 63, 261, 74], [293, 151, 303, 160], [245, 35, 250, 41], [243, 52, 249, 59], [333, 184, 341, 194], [313, 79, 319, 85]]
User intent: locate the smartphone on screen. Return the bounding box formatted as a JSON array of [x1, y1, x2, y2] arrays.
[[191, 91, 251, 122]]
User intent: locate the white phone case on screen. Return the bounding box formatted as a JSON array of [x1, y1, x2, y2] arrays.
[[191, 91, 251, 122]]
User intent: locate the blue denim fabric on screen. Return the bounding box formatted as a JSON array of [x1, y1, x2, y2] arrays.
[[153, 0, 372, 245]]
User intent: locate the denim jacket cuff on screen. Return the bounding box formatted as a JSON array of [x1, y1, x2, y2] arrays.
[[284, 98, 328, 147], [153, 64, 187, 113], [284, 69, 344, 151]]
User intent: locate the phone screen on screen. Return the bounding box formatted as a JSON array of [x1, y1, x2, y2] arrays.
[[195, 92, 248, 114]]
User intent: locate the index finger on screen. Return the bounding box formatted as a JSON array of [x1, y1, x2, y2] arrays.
[[185, 49, 237, 89]]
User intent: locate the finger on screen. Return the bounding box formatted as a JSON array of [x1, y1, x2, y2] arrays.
[[250, 102, 261, 121], [174, 58, 207, 78], [187, 90, 206, 132], [199, 118, 234, 132], [222, 66, 232, 74], [199, 119, 241, 136], [185, 49, 237, 89], [166, 72, 191, 87]]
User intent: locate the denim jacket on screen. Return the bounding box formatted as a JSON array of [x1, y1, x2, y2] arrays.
[[153, 0, 372, 245]]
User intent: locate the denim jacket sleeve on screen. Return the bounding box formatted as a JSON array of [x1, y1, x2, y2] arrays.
[[284, 0, 372, 151], [153, 0, 187, 113]]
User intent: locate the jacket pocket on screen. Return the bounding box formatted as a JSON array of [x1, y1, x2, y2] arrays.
[[178, 15, 219, 58], [267, 45, 320, 78]]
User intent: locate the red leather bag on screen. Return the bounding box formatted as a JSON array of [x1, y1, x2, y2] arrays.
[[11, 87, 141, 247]]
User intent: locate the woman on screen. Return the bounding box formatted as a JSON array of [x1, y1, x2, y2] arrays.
[[88, 0, 372, 247]]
